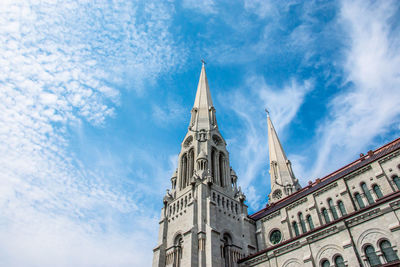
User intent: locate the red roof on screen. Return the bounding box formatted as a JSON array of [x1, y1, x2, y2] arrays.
[[250, 137, 400, 221]]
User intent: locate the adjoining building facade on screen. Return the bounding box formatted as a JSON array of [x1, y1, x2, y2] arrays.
[[153, 65, 400, 267]]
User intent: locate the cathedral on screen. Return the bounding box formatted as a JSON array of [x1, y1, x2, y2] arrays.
[[152, 65, 400, 267]]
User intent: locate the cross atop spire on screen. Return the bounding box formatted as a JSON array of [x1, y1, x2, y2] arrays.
[[190, 63, 217, 131]]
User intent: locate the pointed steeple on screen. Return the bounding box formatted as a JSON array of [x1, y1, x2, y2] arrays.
[[190, 63, 217, 131], [266, 112, 301, 203]]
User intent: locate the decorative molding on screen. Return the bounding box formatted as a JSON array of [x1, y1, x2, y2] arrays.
[[314, 182, 338, 197], [307, 226, 338, 242], [346, 208, 381, 226], [378, 150, 400, 164], [274, 241, 301, 255], [287, 198, 308, 211], [261, 210, 281, 222], [344, 166, 372, 181]]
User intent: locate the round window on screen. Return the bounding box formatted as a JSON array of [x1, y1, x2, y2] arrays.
[[269, 230, 282, 245]]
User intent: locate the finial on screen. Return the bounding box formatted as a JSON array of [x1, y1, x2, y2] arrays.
[[265, 108, 270, 117], [201, 59, 206, 66]]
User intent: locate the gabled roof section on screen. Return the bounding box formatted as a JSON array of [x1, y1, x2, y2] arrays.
[[251, 137, 400, 221]]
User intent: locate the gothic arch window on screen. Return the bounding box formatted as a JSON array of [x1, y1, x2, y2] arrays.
[[292, 221, 300, 237], [354, 192, 365, 209], [298, 213, 307, 233], [337, 200, 347, 216], [320, 259, 330, 267], [392, 175, 400, 190], [364, 245, 381, 267], [328, 198, 338, 220], [219, 152, 225, 187], [174, 235, 183, 267], [188, 149, 194, 183], [306, 215, 314, 230], [334, 255, 345, 267], [222, 233, 232, 267], [380, 240, 399, 263], [180, 153, 188, 189], [372, 184, 383, 199], [211, 148, 217, 184], [322, 208, 330, 224], [361, 182, 374, 205]]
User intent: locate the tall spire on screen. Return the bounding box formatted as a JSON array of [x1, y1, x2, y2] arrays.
[[267, 112, 301, 203], [190, 63, 217, 131]]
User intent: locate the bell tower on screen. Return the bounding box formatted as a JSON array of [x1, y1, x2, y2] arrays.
[[152, 64, 257, 267]]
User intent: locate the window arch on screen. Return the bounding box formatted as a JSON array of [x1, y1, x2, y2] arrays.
[[365, 245, 381, 267], [299, 213, 307, 233], [372, 184, 383, 199], [320, 259, 330, 267], [174, 235, 183, 267], [380, 240, 399, 263], [393, 175, 400, 190], [361, 182, 374, 204], [222, 233, 232, 267], [354, 193, 365, 209], [337, 200, 347, 216], [219, 152, 225, 187], [328, 198, 339, 220], [334, 255, 345, 267], [322, 208, 330, 224], [292, 221, 300, 237], [306, 215, 314, 230]]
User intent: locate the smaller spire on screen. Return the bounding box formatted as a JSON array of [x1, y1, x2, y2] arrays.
[[267, 113, 300, 203]]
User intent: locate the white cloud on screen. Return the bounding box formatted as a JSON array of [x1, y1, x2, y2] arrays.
[[0, 1, 185, 266], [224, 76, 312, 209], [311, 0, 400, 178], [182, 0, 217, 15]]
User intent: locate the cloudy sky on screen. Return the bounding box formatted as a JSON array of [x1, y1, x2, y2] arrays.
[[1, 0, 400, 266]]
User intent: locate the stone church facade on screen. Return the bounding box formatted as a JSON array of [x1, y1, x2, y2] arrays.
[[153, 65, 400, 267]]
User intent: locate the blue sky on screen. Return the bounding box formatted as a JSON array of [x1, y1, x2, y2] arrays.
[[1, 0, 400, 266]]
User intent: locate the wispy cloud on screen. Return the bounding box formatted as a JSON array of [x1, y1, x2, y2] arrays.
[[311, 0, 400, 178], [0, 1, 185, 266], [223, 76, 313, 209], [182, 0, 217, 15]]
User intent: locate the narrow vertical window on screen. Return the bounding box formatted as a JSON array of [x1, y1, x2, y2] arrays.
[[322, 208, 330, 224], [306, 215, 314, 230], [292, 221, 300, 237], [365, 245, 381, 267], [355, 193, 365, 209], [393, 176, 400, 190], [338, 201, 347, 216], [328, 198, 339, 220], [334, 255, 345, 267], [361, 183, 374, 204], [219, 153, 225, 187], [380, 240, 399, 263], [373, 185, 383, 199], [299, 213, 307, 233], [321, 259, 330, 267]]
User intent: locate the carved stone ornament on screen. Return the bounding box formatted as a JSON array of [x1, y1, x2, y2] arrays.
[[212, 135, 222, 146], [183, 136, 193, 147], [272, 189, 282, 199]]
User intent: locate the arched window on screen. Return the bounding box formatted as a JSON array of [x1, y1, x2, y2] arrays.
[[361, 183, 374, 204], [372, 184, 383, 199], [211, 149, 216, 184], [306, 215, 314, 230], [321, 259, 330, 267], [322, 208, 330, 224], [222, 234, 232, 267], [174, 235, 183, 267], [299, 213, 307, 233], [365, 245, 381, 267], [292, 221, 300, 237], [337, 201, 347, 216], [180, 154, 188, 189], [334, 255, 345, 267], [380, 240, 399, 263], [393, 176, 400, 190], [355, 193, 365, 209], [219, 153, 225, 187], [328, 198, 339, 220], [188, 149, 194, 182]]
